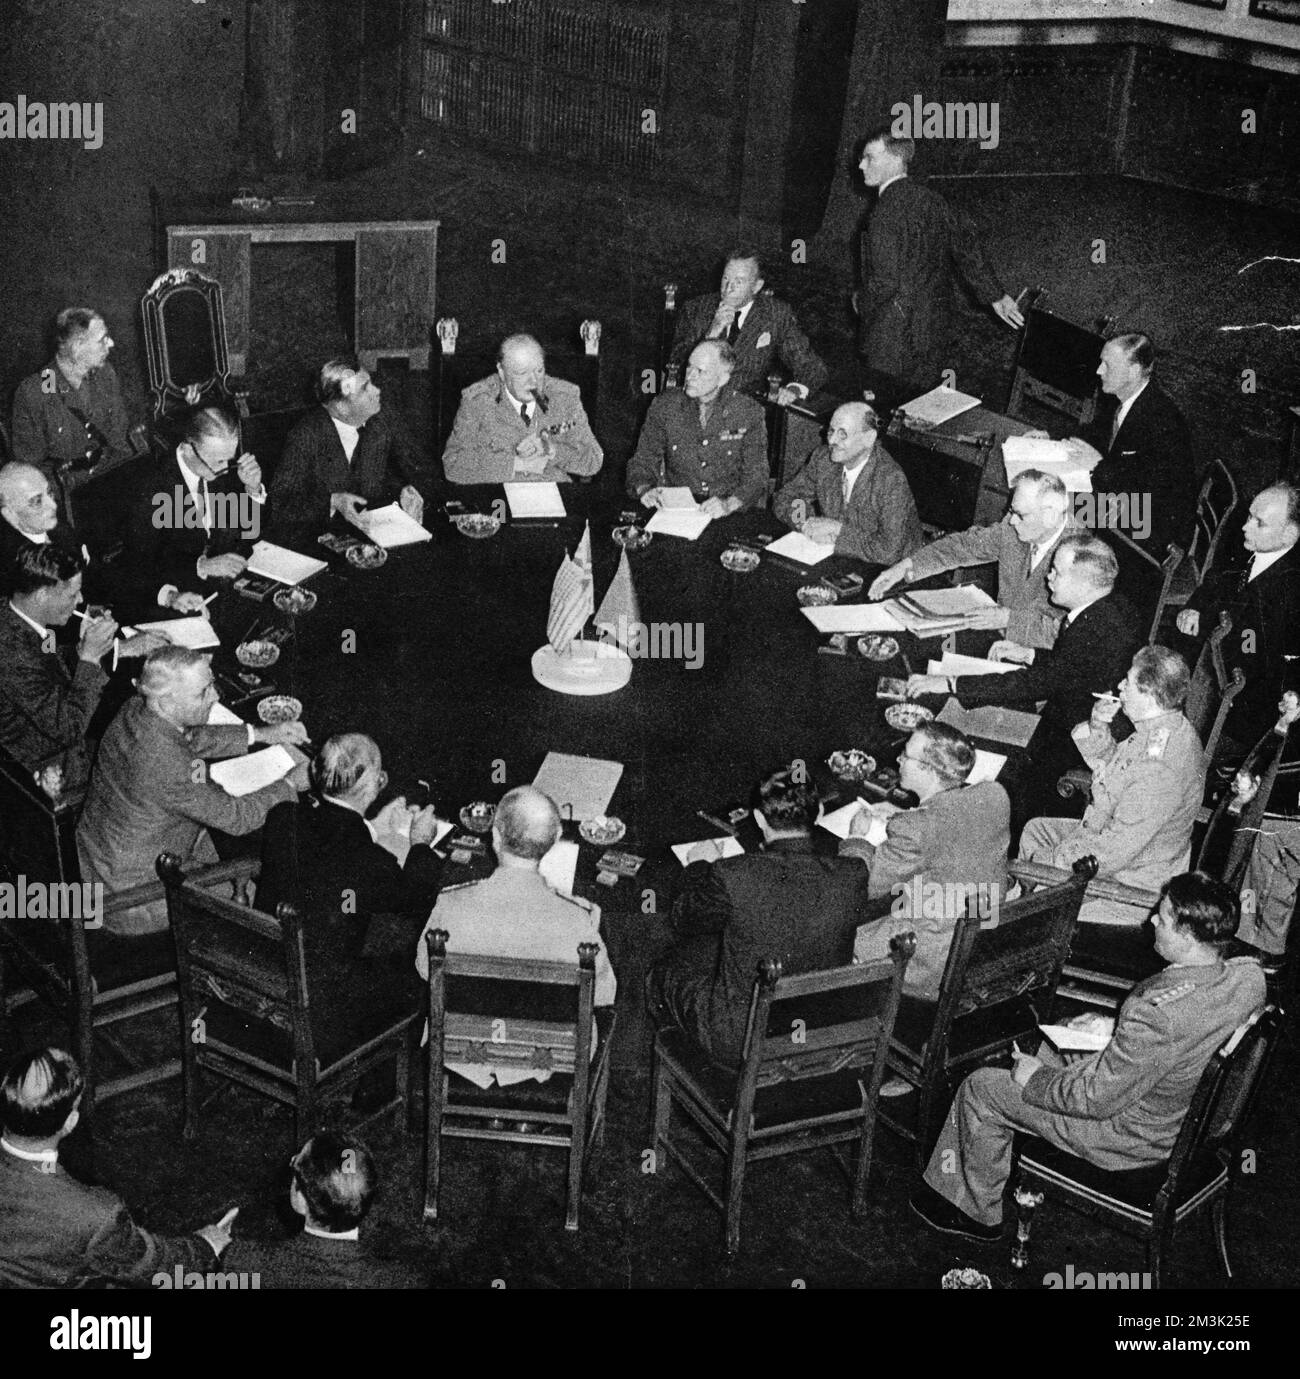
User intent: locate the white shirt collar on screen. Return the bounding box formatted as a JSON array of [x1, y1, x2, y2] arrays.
[[1030, 519, 1067, 570], [330, 415, 362, 461], [1066, 591, 1104, 625], [8, 601, 49, 638], [303, 1223, 360, 1242], [876, 173, 907, 196], [175, 452, 206, 497], [1113, 378, 1148, 433], [1249, 545, 1293, 580], [839, 453, 871, 502], [504, 385, 533, 418], [1, 1136, 58, 1165]]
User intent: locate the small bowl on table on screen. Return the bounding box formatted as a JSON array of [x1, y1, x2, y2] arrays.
[[720, 546, 759, 574], [272, 587, 317, 616], [579, 815, 626, 845], [235, 639, 280, 670], [454, 513, 502, 540], [857, 634, 900, 662], [256, 694, 303, 725], [612, 525, 652, 551], [459, 801, 497, 834], [826, 749, 877, 784], [796, 584, 838, 608], [884, 702, 934, 732], [345, 543, 387, 570]]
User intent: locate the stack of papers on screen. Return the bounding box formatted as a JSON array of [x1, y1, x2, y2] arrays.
[[1038, 1023, 1109, 1052], [817, 801, 889, 845], [646, 508, 712, 540], [350, 502, 432, 547], [671, 836, 744, 865], [132, 617, 222, 650], [532, 752, 623, 821], [765, 530, 833, 566], [209, 745, 297, 797], [968, 749, 1007, 784], [246, 542, 327, 586], [504, 482, 566, 519], [887, 585, 995, 637], [897, 384, 981, 428], [937, 697, 1041, 748], [1003, 436, 1093, 494], [926, 652, 1019, 678], [800, 603, 903, 634]]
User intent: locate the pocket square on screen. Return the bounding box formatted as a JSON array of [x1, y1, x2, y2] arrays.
[[755, 331, 772, 349]]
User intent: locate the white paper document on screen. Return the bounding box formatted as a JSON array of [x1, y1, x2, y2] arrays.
[[539, 838, 580, 896], [504, 482, 566, 519], [209, 745, 296, 797], [765, 530, 833, 566], [246, 542, 328, 586], [817, 801, 888, 845], [891, 586, 995, 618], [926, 653, 1019, 678], [671, 836, 745, 865], [133, 617, 221, 650], [967, 749, 1007, 784], [1003, 436, 1093, 493], [897, 384, 981, 428], [1038, 1023, 1110, 1052], [937, 697, 1041, 748], [801, 603, 904, 634], [646, 508, 712, 540], [532, 752, 623, 821], [206, 702, 244, 726], [657, 487, 700, 509], [350, 502, 431, 547]]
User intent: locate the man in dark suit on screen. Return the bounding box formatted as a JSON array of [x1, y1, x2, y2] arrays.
[[268, 356, 424, 548], [1177, 483, 1300, 758], [855, 128, 1023, 403], [646, 767, 872, 1069], [117, 406, 266, 618], [772, 401, 923, 565], [224, 1131, 420, 1287], [847, 722, 1011, 998], [669, 250, 826, 402], [0, 1047, 235, 1288], [1064, 333, 1195, 559]]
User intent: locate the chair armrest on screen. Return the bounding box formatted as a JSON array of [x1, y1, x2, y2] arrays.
[[103, 857, 260, 915], [1007, 859, 1158, 912], [1109, 528, 1165, 571]]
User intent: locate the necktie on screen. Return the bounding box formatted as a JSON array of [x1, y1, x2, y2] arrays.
[[841, 468, 852, 508], [520, 402, 530, 426], [727, 314, 741, 346], [199, 479, 212, 536], [1109, 405, 1122, 448]]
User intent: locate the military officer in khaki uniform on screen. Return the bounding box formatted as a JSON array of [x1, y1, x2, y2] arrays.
[[626, 339, 768, 518], [442, 334, 603, 486], [1019, 645, 1206, 924], [910, 871, 1265, 1240]]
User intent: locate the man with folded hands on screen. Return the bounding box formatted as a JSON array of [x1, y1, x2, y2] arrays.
[[910, 871, 1265, 1243], [77, 645, 310, 934]]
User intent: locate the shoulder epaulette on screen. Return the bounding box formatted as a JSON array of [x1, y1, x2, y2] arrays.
[[1148, 980, 1197, 1007]]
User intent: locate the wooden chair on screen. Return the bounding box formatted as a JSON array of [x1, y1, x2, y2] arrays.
[[158, 853, 418, 1147], [1011, 1004, 1281, 1288], [422, 929, 615, 1232], [880, 858, 1097, 1165], [659, 282, 679, 389], [650, 935, 914, 1256], [140, 267, 249, 426], [1147, 459, 1239, 641], [1005, 304, 1104, 430]]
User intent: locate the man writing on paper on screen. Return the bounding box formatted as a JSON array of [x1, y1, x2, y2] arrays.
[[77, 646, 310, 934], [771, 402, 923, 565], [269, 357, 424, 546], [905, 535, 1142, 785], [869, 470, 1079, 651], [441, 334, 603, 486], [910, 872, 1264, 1243], [627, 340, 768, 520], [668, 250, 826, 404]]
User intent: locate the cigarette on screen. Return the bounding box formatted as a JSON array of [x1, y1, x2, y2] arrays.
[[1091, 692, 1120, 700], [202, 592, 219, 606], [72, 609, 89, 621]]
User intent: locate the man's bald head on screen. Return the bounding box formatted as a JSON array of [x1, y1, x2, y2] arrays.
[[137, 646, 218, 728], [497, 334, 546, 401], [0, 462, 60, 537], [493, 786, 562, 863], [827, 402, 879, 467], [1244, 483, 1300, 556]]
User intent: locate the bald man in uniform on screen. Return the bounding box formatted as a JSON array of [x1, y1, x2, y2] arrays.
[[441, 334, 603, 486], [771, 402, 923, 565], [910, 871, 1265, 1242]]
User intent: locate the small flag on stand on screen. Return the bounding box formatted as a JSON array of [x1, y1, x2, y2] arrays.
[[547, 549, 594, 652], [574, 520, 593, 573], [594, 549, 639, 650]]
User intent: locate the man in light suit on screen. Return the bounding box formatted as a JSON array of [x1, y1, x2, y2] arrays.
[[869, 469, 1079, 651], [771, 402, 923, 565], [646, 767, 872, 1069], [77, 646, 309, 934], [668, 250, 827, 402], [269, 357, 424, 546], [441, 334, 603, 486], [847, 722, 1011, 998], [0, 1047, 235, 1287]]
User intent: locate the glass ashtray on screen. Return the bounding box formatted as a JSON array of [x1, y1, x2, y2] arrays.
[[612, 525, 652, 551], [720, 547, 759, 574], [459, 801, 497, 833], [797, 584, 838, 607], [345, 543, 388, 570], [827, 749, 876, 783], [273, 588, 317, 615], [256, 694, 303, 725], [235, 639, 280, 669]]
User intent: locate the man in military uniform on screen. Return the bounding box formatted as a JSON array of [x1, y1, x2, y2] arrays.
[[1019, 644, 1205, 925], [441, 334, 603, 486], [626, 339, 768, 519], [910, 871, 1265, 1242]]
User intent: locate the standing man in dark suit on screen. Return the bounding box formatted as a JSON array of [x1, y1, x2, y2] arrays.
[[855, 129, 1024, 403], [646, 767, 872, 1069], [0, 1047, 236, 1288], [669, 250, 827, 403], [772, 401, 924, 565], [1176, 483, 1300, 757], [269, 357, 424, 548], [1063, 333, 1195, 558]]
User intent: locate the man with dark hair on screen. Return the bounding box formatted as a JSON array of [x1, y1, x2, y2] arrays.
[[1062, 332, 1195, 557], [772, 401, 923, 564], [847, 723, 1011, 998], [910, 872, 1265, 1242], [668, 250, 826, 402], [627, 339, 768, 519], [442, 333, 603, 485], [0, 1046, 236, 1286], [646, 766, 873, 1067], [854, 129, 1024, 402], [269, 356, 424, 545], [1019, 645, 1205, 924]]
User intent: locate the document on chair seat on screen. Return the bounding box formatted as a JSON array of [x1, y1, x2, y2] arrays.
[[504, 482, 566, 519], [1038, 1023, 1109, 1052], [937, 697, 1040, 749], [246, 542, 328, 586], [646, 507, 712, 540], [132, 616, 221, 650], [350, 502, 431, 547], [671, 836, 744, 865], [801, 603, 903, 634], [209, 745, 297, 797], [1003, 436, 1093, 493], [765, 530, 833, 566], [926, 653, 1019, 678], [897, 384, 981, 428], [532, 752, 622, 821]]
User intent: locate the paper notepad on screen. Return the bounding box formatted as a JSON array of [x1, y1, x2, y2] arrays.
[[926, 653, 1019, 678], [504, 482, 566, 519], [765, 530, 833, 566], [897, 384, 981, 428], [657, 487, 700, 509], [206, 702, 243, 726], [246, 542, 327, 586], [351, 502, 432, 547], [133, 617, 221, 650], [539, 838, 580, 896], [968, 749, 1007, 784], [532, 752, 623, 821], [209, 745, 296, 797], [1003, 436, 1093, 494], [801, 603, 903, 634], [892, 586, 995, 618], [818, 801, 888, 845], [937, 698, 1041, 749], [646, 508, 712, 540], [1038, 1023, 1109, 1052], [671, 836, 744, 865]]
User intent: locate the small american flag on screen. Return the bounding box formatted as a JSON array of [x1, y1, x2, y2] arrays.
[[547, 551, 593, 652]]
